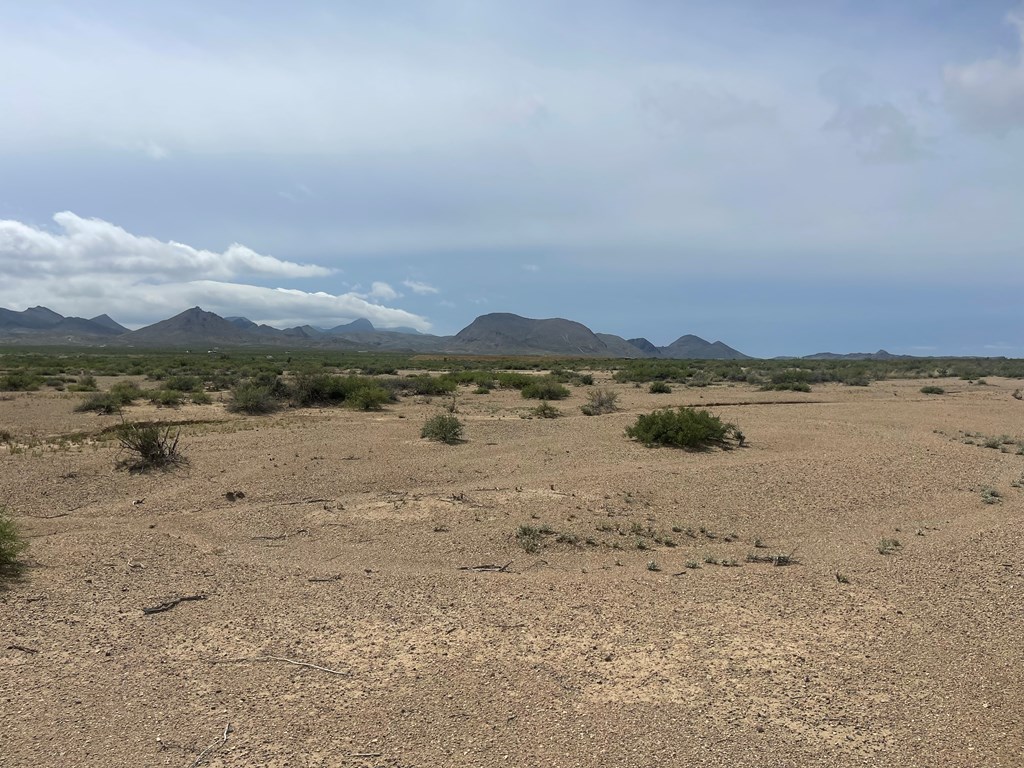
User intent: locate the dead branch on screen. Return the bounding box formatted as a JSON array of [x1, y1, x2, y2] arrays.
[[142, 594, 207, 615], [208, 655, 348, 676], [7, 644, 38, 654], [457, 561, 514, 573], [189, 721, 231, 768], [251, 528, 308, 541], [307, 574, 343, 583]]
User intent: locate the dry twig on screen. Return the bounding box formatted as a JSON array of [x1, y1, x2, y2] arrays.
[[142, 594, 207, 615]]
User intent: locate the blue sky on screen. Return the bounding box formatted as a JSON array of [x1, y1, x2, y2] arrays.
[[1, 1, 1022, 356]]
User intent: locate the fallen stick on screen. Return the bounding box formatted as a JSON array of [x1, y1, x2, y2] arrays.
[[7, 644, 38, 654], [307, 574, 343, 583], [189, 721, 231, 768], [209, 655, 348, 676], [142, 594, 207, 615], [457, 561, 514, 573], [251, 528, 308, 541]]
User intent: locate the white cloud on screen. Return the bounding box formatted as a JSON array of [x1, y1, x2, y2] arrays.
[[944, 8, 1024, 133], [0, 212, 331, 279], [0, 213, 430, 331], [403, 279, 439, 295]]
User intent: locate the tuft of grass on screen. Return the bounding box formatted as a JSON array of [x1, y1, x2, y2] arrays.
[[647, 560, 661, 572], [0, 509, 28, 576], [580, 388, 619, 416], [516, 524, 553, 553], [981, 487, 1002, 505], [421, 414, 464, 444], [920, 385, 944, 395], [877, 538, 902, 555], [625, 407, 740, 450], [745, 551, 798, 566], [648, 381, 672, 394], [114, 422, 188, 472], [835, 571, 850, 584]]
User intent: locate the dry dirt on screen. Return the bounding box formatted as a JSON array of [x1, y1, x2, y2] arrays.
[[2, 375, 1023, 767]]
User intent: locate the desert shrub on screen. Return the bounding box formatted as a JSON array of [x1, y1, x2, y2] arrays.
[[227, 382, 281, 414], [114, 422, 187, 471], [494, 372, 537, 390], [165, 375, 200, 392], [581, 388, 619, 415], [0, 372, 42, 391], [843, 376, 871, 387], [625, 407, 739, 450], [649, 381, 672, 394], [148, 389, 185, 407], [521, 379, 571, 400], [68, 374, 98, 392], [762, 379, 812, 393], [189, 389, 213, 405], [920, 386, 944, 395], [577, 373, 594, 386], [0, 509, 27, 576], [74, 393, 122, 414], [532, 401, 562, 419], [1013, 388, 1022, 401], [473, 385, 491, 395], [421, 414, 464, 444], [348, 385, 391, 411], [403, 375, 457, 396], [109, 381, 144, 404]]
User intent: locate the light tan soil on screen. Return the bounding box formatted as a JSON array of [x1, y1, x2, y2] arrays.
[[2, 376, 1023, 767]]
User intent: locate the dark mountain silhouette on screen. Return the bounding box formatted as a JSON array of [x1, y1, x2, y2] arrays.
[[122, 307, 256, 346], [803, 349, 903, 361], [660, 334, 749, 360], [627, 337, 661, 356], [0, 305, 751, 358], [89, 314, 129, 333]]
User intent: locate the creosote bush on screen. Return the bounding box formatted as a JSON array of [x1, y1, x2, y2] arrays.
[[625, 407, 740, 450], [581, 388, 619, 415], [532, 401, 562, 419], [520, 379, 571, 400], [421, 414, 464, 444], [114, 422, 188, 472], [0, 509, 27, 576], [649, 381, 672, 394], [228, 382, 281, 414]]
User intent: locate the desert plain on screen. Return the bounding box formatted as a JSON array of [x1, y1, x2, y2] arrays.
[[1, 374, 1023, 767]]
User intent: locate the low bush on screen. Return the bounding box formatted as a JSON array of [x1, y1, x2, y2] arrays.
[[0, 372, 42, 391], [532, 401, 562, 419], [114, 422, 187, 471], [348, 385, 391, 411], [148, 389, 185, 407], [68, 374, 98, 392], [189, 389, 213, 405], [920, 386, 945, 395], [165, 375, 200, 392], [421, 414, 464, 444], [521, 379, 571, 400], [581, 388, 619, 415], [649, 381, 672, 394], [227, 382, 281, 414], [74, 393, 122, 414], [0, 509, 27, 576], [625, 407, 740, 450]]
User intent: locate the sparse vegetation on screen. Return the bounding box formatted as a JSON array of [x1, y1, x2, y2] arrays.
[[745, 551, 798, 566], [625, 407, 740, 450], [649, 381, 672, 394], [877, 538, 902, 555], [520, 379, 571, 400], [920, 386, 945, 395], [114, 422, 187, 472], [421, 414, 464, 444], [0, 509, 27, 576], [532, 401, 562, 419], [516, 524, 553, 553], [981, 487, 1002, 505], [228, 382, 281, 414], [580, 388, 619, 415]]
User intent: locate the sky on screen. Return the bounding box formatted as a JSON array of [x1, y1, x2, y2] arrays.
[[1, 0, 1022, 357]]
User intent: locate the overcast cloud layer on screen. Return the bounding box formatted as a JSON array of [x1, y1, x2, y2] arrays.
[[1, 1, 1022, 355]]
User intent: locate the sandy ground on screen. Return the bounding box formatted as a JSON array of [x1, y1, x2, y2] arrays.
[[1, 375, 1023, 767]]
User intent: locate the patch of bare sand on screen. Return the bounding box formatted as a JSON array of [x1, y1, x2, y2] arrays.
[[2, 376, 1023, 766]]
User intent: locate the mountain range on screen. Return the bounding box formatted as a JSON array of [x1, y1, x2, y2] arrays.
[[0, 305, 750, 359]]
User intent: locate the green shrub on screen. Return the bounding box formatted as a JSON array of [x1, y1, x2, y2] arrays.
[[348, 385, 391, 411], [0, 372, 42, 391], [520, 379, 571, 400], [473, 385, 491, 395], [227, 382, 281, 414], [403, 375, 457, 396], [165, 375, 200, 392], [581, 388, 619, 415], [148, 389, 185, 407], [762, 380, 812, 392], [920, 386, 945, 395], [532, 401, 562, 419], [625, 407, 739, 450], [0, 509, 27, 576], [421, 414, 464, 444], [74, 393, 122, 414], [109, 382, 144, 404], [649, 381, 672, 394], [68, 374, 98, 392], [114, 422, 187, 471], [189, 389, 213, 405]]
